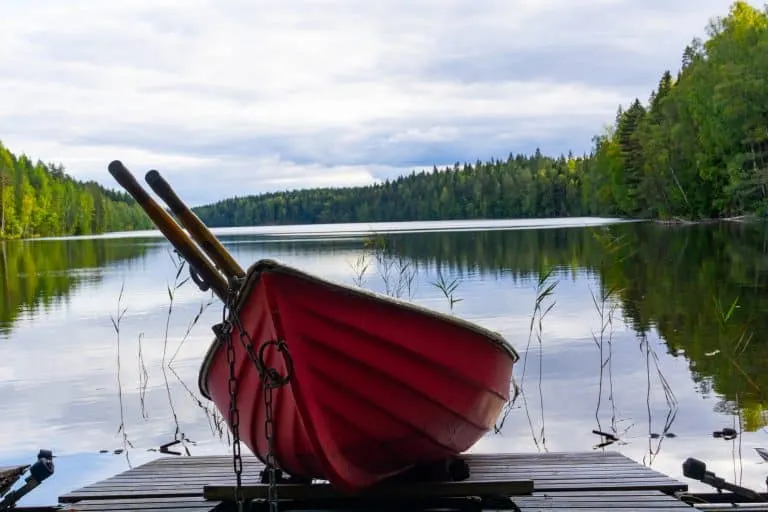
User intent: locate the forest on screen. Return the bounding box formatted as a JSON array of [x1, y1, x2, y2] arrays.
[[0, 142, 152, 239], [1, 1, 765, 236], [193, 1, 768, 226]]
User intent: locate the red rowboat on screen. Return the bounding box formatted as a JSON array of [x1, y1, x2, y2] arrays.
[[106, 161, 519, 494], [199, 259, 519, 493]]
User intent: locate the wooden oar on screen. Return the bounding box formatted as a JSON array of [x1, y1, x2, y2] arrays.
[[145, 169, 245, 280], [108, 160, 229, 301]]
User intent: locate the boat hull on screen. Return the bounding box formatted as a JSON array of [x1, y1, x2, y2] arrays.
[[199, 259, 518, 493]]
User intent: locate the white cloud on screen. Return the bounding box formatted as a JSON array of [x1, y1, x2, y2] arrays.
[[0, 0, 749, 204]]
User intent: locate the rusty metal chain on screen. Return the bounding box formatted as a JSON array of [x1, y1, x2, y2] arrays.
[[258, 339, 293, 512], [264, 378, 278, 511], [215, 291, 244, 512], [217, 282, 294, 512]]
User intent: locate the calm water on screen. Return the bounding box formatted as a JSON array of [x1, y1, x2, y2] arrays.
[[2, 217, 768, 505]]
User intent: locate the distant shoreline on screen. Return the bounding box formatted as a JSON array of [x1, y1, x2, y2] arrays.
[[652, 214, 761, 226], [5, 214, 763, 242]]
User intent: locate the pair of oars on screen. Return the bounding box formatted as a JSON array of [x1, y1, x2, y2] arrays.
[[107, 160, 245, 302]]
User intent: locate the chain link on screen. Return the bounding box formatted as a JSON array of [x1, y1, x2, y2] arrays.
[[216, 295, 244, 512], [264, 381, 278, 510], [215, 281, 294, 512]]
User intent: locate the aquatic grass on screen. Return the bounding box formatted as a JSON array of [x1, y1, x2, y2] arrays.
[[591, 284, 630, 446], [156, 250, 220, 456], [522, 267, 558, 452], [431, 270, 462, 313], [168, 364, 226, 440], [349, 250, 371, 288], [496, 267, 558, 452], [162, 250, 191, 366], [374, 243, 418, 300], [387, 256, 417, 300], [640, 331, 679, 466], [168, 293, 215, 367], [589, 226, 639, 450], [710, 295, 761, 484], [732, 393, 744, 485], [352, 233, 418, 300], [713, 296, 761, 395], [110, 279, 134, 467], [137, 332, 149, 419], [109, 246, 223, 458], [159, 362, 201, 456]]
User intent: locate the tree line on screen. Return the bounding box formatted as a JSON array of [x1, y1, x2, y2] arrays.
[[2, 1, 765, 236], [590, 1, 768, 219], [0, 142, 152, 239], [193, 1, 768, 226]]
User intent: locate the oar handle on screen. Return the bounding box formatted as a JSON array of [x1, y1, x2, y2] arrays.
[[108, 160, 229, 301], [144, 169, 192, 216], [145, 169, 245, 279], [109, 159, 155, 205]]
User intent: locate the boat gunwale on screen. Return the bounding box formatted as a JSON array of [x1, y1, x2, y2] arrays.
[[198, 258, 520, 399]]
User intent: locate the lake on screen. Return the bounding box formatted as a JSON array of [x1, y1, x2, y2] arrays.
[[2, 217, 768, 505]]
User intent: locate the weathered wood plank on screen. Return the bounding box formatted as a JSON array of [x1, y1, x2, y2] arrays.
[[109, 461, 656, 474], [146, 452, 635, 467], [58, 451, 689, 508], [513, 491, 692, 510], [205, 478, 533, 501], [58, 496, 218, 511], [61, 490, 691, 511], [0, 464, 29, 496], [61, 504, 215, 512], [64, 477, 684, 493], [81, 468, 673, 487], [59, 491, 203, 504], [692, 505, 768, 511], [61, 491, 689, 511], [516, 508, 686, 511]]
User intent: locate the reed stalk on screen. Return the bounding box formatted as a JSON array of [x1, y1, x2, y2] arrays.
[[110, 280, 134, 467]]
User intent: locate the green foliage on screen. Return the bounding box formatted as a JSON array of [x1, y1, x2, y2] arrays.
[[4, 1, 765, 234], [0, 141, 152, 239], [592, 1, 768, 219], [194, 152, 593, 226], [192, 1, 768, 225], [0, 237, 151, 337], [431, 271, 463, 313]]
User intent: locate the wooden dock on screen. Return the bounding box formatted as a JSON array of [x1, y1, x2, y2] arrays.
[[54, 451, 697, 511], [1, 464, 29, 497]]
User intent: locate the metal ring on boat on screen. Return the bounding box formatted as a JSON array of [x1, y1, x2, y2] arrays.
[[258, 339, 293, 388]]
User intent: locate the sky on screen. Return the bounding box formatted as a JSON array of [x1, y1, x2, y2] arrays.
[[0, 0, 748, 206]]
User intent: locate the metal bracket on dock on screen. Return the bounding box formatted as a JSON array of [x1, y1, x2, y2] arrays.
[[204, 479, 531, 511], [0, 450, 55, 511]]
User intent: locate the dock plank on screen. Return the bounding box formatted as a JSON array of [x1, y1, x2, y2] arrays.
[[58, 492, 691, 511], [0, 464, 29, 496], [515, 490, 693, 510], [59, 496, 218, 511], [58, 451, 690, 511]]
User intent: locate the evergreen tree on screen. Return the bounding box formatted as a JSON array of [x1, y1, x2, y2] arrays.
[[0, 141, 152, 239]]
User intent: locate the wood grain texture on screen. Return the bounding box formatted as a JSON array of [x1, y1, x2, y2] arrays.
[[58, 451, 691, 511]]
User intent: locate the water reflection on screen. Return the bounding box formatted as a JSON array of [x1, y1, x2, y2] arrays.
[[382, 223, 768, 426], [0, 238, 153, 336], [2, 220, 768, 504]]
